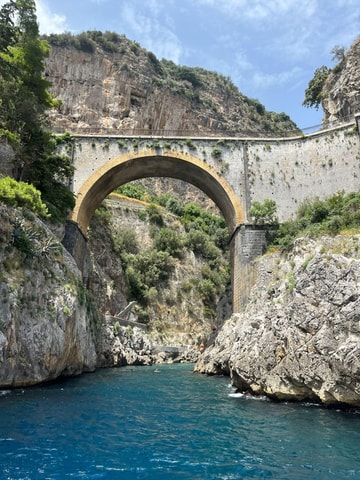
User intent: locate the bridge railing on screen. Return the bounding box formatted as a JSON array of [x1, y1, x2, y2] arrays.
[[299, 113, 357, 134], [52, 113, 357, 139]]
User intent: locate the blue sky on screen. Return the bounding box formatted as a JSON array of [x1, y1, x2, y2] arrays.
[[4, 0, 360, 128]]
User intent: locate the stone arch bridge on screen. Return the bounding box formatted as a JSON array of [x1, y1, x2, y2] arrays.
[[63, 115, 360, 312]]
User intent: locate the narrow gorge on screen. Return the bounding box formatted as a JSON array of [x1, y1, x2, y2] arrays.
[[0, 31, 359, 408]]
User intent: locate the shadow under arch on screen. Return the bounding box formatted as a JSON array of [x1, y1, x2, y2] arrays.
[[71, 149, 245, 234]]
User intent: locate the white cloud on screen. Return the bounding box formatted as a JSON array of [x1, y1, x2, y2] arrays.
[[195, 0, 317, 21], [224, 44, 304, 92], [251, 66, 303, 90], [35, 0, 67, 34], [0, 0, 67, 34], [121, 2, 184, 63], [234, 50, 253, 71]]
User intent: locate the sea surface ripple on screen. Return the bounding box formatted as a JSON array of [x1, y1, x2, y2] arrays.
[[1, 363, 360, 479]]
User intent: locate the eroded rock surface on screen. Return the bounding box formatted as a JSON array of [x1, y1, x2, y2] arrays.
[[195, 235, 360, 407], [322, 36, 360, 122], [44, 39, 297, 135], [98, 317, 199, 367], [0, 206, 97, 387]]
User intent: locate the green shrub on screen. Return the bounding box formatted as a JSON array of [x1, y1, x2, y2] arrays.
[[302, 198, 329, 223], [0, 177, 49, 217], [153, 227, 184, 258], [202, 241, 221, 262], [185, 229, 208, 254], [93, 204, 112, 227], [270, 192, 360, 252], [114, 228, 138, 254], [325, 215, 342, 234], [113, 321, 120, 336], [165, 196, 184, 216], [181, 202, 226, 235], [77, 33, 96, 53], [185, 138, 196, 150], [146, 204, 164, 226], [123, 249, 174, 304], [116, 183, 146, 200], [38, 179, 75, 222], [198, 279, 217, 304], [249, 199, 278, 225], [211, 147, 222, 158]]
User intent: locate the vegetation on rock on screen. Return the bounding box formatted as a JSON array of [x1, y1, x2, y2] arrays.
[[88, 186, 230, 341], [269, 191, 360, 252], [303, 36, 360, 121], [302, 65, 331, 111], [0, 176, 49, 218]]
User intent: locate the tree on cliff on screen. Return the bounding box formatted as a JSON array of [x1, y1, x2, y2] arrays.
[[0, 0, 74, 220], [302, 44, 346, 112], [302, 65, 331, 111]]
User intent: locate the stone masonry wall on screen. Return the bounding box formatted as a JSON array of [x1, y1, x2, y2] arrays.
[[69, 118, 359, 226], [246, 121, 360, 222], [231, 225, 268, 311]]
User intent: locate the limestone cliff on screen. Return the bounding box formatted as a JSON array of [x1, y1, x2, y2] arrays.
[[0, 203, 198, 388], [195, 234, 360, 407], [0, 206, 97, 387], [44, 32, 297, 136], [322, 35, 360, 122]]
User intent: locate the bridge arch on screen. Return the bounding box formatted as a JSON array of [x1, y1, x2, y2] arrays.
[[71, 148, 245, 235]]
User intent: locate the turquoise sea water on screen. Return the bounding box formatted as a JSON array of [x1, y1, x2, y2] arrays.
[[1, 363, 360, 479]]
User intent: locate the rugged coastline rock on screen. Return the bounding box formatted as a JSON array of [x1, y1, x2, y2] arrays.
[[0, 206, 97, 387], [98, 317, 199, 368], [0, 203, 201, 388], [195, 235, 360, 407]]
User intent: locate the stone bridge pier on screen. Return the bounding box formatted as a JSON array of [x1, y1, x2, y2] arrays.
[[230, 224, 269, 310]]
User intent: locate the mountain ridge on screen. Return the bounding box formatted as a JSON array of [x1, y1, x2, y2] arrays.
[[44, 31, 298, 136]]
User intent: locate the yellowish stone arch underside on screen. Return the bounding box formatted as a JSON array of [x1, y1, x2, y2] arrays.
[[71, 149, 245, 234]]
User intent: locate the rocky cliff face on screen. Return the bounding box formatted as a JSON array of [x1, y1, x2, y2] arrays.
[[195, 234, 360, 407], [44, 32, 297, 135], [0, 202, 200, 388], [0, 206, 97, 387], [322, 35, 360, 122]]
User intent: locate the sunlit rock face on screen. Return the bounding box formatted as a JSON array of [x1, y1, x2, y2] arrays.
[[44, 38, 297, 136], [322, 36, 360, 123], [195, 235, 360, 407], [0, 206, 97, 388]]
